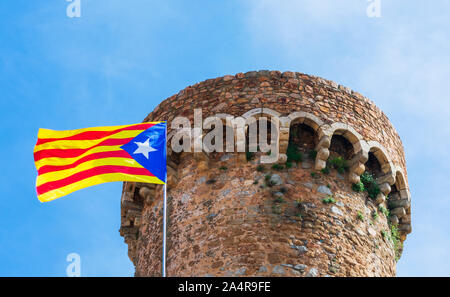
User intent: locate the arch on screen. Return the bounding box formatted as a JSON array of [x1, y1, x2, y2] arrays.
[[358, 142, 395, 201], [363, 141, 394, 198], [329, 134, 354, 160], [245, 116, 279, 150], [328, 123, 367, 157], [366, 141, 394, 175], [287, 111, 325, 138], [288, 123, 318, 152], [395, 169, 407, 191], [242, 107, 281, 119], [395, 169, 412, 235], [240, 108, 281, 162], [386, 167, 411, 233], [311, 122, 368, 182], [282, 111, 327, 166], [287, 112, 323, 152]]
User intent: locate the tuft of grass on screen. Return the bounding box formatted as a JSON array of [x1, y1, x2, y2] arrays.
[[357, 211, 364, 221], [246, 151, 255, 161], [274, 197, 284, 203], [360, 172, 381, 199], [322, 196, 336, 204], [360, 171, 374, 184], [265, 174, 276, 187], [256, 165, 265, 172], [372, 211, 379, 221], [378, 205, 390, 217], [381, 224, 403, 262], [321, 167, 330, 175], [219, 166, 228, 171], [328, 156, 349, 174], [311, 172, 317, 178], [285, 162, 293, 169], [352, 181, 365, 192], [272, 164, 284, 171], [287, 144, 302, 163], [390, 224, 402, 262], [308, 150, 317, 160]]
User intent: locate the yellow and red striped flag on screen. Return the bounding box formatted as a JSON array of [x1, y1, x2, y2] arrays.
[[34, 122, 167, 202]]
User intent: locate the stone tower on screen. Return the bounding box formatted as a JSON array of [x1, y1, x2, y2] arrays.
[[119, 71, 411, 277]]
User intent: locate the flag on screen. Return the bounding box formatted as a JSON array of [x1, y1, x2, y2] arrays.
[[34, 122, 167, 202]]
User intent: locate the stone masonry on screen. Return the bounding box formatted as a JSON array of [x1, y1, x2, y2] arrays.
[[119, 70, 411, 277]]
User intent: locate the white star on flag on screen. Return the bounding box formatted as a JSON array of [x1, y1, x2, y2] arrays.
[[133, 138, 157, 159]]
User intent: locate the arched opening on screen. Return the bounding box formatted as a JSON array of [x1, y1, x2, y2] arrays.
[[389, 171, 406, 202], [329, 134, 354, 160], [389, 184, 400, 200], [259, 117, 276, 145], [133, 186, 144, 204], [365, 152, 383, 178], [288, 123, 318, 153], [245, 116, 278, 159], [287, 122, 318, 163], [395, 171, 407, 191]]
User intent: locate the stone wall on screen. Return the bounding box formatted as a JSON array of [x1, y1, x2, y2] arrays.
[[119, 70, 411, 277]]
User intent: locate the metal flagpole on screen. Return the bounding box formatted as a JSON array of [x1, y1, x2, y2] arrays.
[[162, 122, 168, 277], [162, 175, 167, 277]]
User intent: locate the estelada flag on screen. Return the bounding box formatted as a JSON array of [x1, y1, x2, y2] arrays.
[[33, 122, 167, 202]]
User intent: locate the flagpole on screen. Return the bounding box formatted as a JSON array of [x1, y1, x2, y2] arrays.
[[162, 175, 167, 277], [162, 122, 168, 277]]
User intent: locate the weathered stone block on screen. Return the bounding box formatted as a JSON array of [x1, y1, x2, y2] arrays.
[[390, 207, 406, 218], [350, 162, 365, 176], [376, 173, 396, 185], [389, 215, 399, 225], [375, 193, 385, 205], [316, 136, 331, 150], [315, 158, 327, 171], [388, 199, 410, 209], [379, 182, 391, 195], [398, 224, 412, 234], [349, 173, 360, 184], [317, 148, 329, 160]]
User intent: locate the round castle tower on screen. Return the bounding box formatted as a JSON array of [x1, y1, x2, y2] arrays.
[[119, 71, 412, 277]]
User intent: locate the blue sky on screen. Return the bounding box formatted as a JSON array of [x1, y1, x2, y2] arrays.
[[0, 0, 449, 276]]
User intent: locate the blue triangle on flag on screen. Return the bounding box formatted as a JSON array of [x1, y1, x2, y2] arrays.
[[120, 122, 167, 183]]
